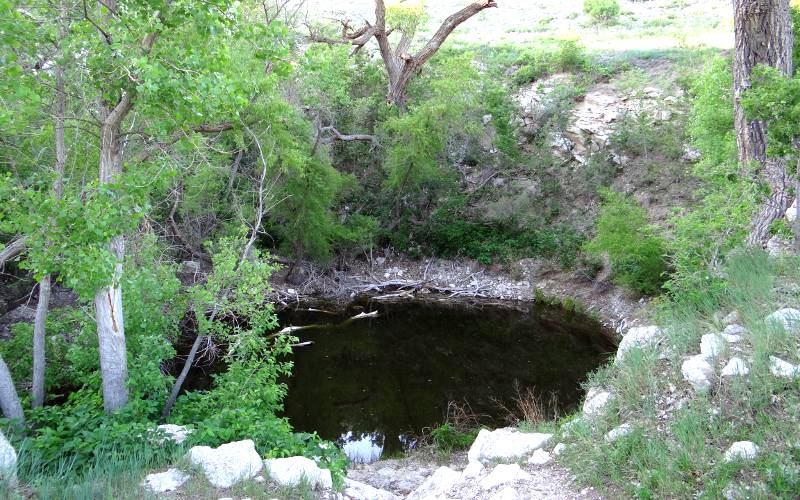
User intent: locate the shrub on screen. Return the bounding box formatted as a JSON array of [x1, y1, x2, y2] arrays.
[[585, 189, 670, 295], [583, 0, 620, 22], [512, 40, 588, 85]]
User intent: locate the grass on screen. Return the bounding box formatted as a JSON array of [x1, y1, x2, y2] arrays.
[[556, 250, 800, 498]]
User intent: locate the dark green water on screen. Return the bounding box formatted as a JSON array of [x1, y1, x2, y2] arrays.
[[279, 299, 613, 462]]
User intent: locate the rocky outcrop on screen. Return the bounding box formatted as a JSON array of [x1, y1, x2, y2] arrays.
[[582, 388, 613, 416], [186, 439, 263, 489], [264, 456, 332, 490], [467, 428, 552, 464]]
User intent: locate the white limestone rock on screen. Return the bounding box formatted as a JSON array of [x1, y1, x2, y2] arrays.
[[604, 423, 632, 444], [480, 464, 532, 490], [682, 355, 714, 391], [527, 449, 552, 465], [700, 334, 726, 360], [462, 461, 484, 479], [467, 428, 552, 464], [787, 198, 797, 222], [156, 424, 193, 444], [0, 431, 17, 486], [186, 440, 263, 489], [406, 466, 461, 500], [769, 356, 799, 379], [582, 389, 613, 417], [721, 357, 750, 378], [343, 479, 400, 500], [264, 456, 332, 490], [765, 308, 800, 333], [552, 443, 566, 456], [724, 441, 759, 462], [489, 486, 522, 500], [723, 324, 746, 338], [143, 469, 188, 493], [615, 326, 663, 364]]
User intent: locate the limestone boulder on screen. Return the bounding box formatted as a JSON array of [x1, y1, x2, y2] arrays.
[[142, 469, 188, 493], [406, 466, 461, 500], [724, 441, 759, 462], [343, 479, 399, 500], [0, 431, 16, 486], [681, 355, 714, 391], [615, 326, 663, 364], [264, 456, 332, 490], [479, 464, 531, 491], [582, 388, 613, 417], [467, 428, 552, 464], [186, 440, 263, 489], [765, 308, 800, 332]]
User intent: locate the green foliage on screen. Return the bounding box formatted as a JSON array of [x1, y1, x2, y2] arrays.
[[512, 40, 588, 84], [400, 196, 584, 266], [583, 0, 620, 22], [429, 423, 479, 452], [742, 66, 800, 159], [685, 57, 737, 170], [585, 190, 669, 295]]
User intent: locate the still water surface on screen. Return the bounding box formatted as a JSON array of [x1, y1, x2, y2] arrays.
[[280, 299, 613, 462]]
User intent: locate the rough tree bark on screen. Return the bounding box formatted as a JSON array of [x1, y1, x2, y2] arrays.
[[0, 355, 24, 424], [312, 0, 497, 109], [733, 0, 794, 245], [32, 1, 69, 409]]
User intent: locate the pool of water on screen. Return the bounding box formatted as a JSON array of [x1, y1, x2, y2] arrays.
[[279, 298, 614, 462]]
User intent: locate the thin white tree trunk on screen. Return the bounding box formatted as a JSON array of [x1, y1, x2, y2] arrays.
[[95, 235, 129, 412], [0, 356, 24, 424], [31, 275, 51, 408], [32, 2, 68, 409]]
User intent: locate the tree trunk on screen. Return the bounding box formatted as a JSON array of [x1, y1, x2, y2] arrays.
[[734, 0, 793, 166], [32, 2, 68, 409], [31, 275, 50, 408], [734, 0, 794, 246], [0, 355, 24, 424], [161, 334, 205, 419], [95, 95, 132, 413], [794, 156, 800, 253]]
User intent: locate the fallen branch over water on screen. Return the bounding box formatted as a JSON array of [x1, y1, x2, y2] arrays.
[[348, 278, 491, 299]]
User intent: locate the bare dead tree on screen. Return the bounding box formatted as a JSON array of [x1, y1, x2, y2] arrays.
[[309, 0, 498, 109]]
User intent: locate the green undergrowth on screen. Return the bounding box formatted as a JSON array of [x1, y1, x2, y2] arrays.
[[557, 250, 800, 499]]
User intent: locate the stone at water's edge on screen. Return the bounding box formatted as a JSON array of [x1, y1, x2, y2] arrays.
[[467, 428, 552, 464], [186, 439, 263, 489], [0, 430, 17, 486], [406, 466, 462, 500], [264, 456, 332, 490], [142, 468, 188, 493]]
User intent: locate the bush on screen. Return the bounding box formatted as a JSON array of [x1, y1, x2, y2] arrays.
[[585, 189, 670, 295], [512, 40, 588, 85], [583, 0, 620, 22]]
